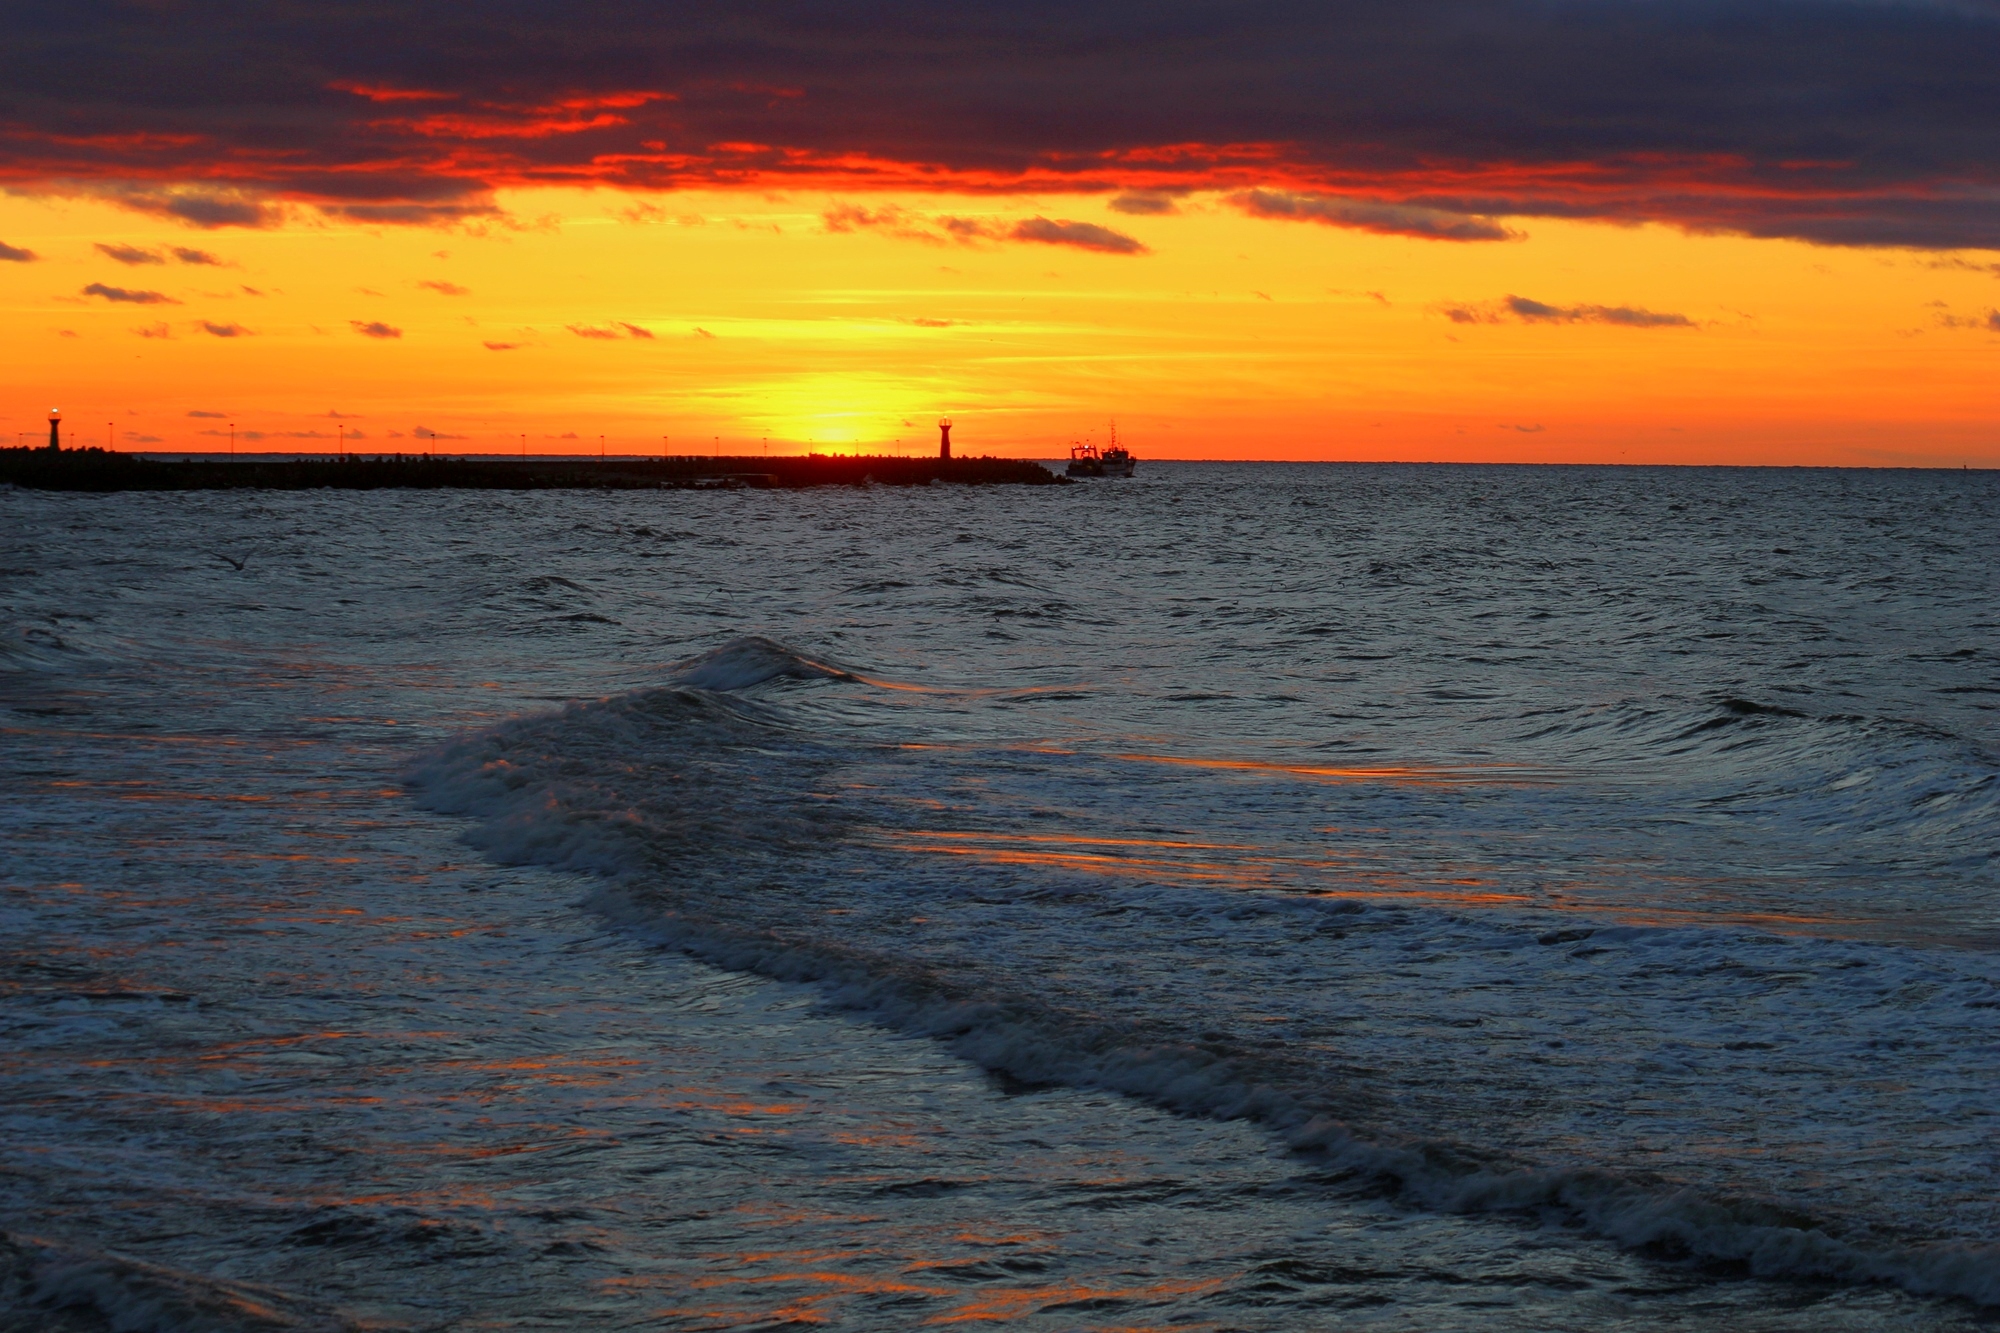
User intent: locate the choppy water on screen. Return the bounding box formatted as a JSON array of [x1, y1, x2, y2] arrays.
[[3, 463, 1996, 1330]]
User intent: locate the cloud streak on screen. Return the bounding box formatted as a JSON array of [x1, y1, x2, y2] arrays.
[[96, 242, 163, 265], [96, 241, 229, 266], [1108, 192, 1181, 216], [1935, 307, 2000, 331], [83, 282, 178, 304], [1232, 190, 1516, 242], [1441, 295, 1696, 328], [9, 1, 2000, 248], [825, 204, 1145, 252], [1010, 217, 1147, 254]]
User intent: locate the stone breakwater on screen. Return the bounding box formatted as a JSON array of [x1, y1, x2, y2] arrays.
[[0, 447, 1066, 491]]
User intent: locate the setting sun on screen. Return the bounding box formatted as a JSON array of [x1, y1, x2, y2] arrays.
[[5, 183, 1995, 464]]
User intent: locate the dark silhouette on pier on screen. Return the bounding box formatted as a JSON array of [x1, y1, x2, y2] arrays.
[[0, 449, 1065, 492]]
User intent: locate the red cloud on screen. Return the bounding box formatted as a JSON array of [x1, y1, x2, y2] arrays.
[[8, 4, 2000, 249], [329, 82, 456, 103]]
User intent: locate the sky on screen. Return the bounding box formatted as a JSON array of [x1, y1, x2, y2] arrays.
[[4, 0, 1999, 464]]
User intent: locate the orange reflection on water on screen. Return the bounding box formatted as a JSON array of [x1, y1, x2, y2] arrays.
[[949, 1231, 1057, 1246], [883, 828, 1546, 911], [911, 830, 1257, 853], [1308, 886, 1535, 907], [195, 1030, 361, 1058], [826, 1128, 937, 1149], [307, 1184, 507, 1211], [726, 1201, 885, 1228], [1112, 751, 1558, 787], [157, 1095, 383, 1114], [124, 790, 271, 804], [900, 841, 1245, 883], [893, 741, 1555, 788], [659, 1268, 951, 1325], [665, 1094, 808, 1116], [923, 1274, 1226, 1325], [641, 1267, 1227, 1329]]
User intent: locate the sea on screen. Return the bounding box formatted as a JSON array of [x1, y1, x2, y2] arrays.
[[2, 462, 1995, 1331]]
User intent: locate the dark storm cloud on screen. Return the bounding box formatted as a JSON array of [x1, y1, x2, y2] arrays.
[[92, 186, 281, 229], [82, 282, 178, 304], [8, 1, 2000, 248]]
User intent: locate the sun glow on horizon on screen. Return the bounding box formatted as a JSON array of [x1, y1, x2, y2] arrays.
[[2, 185, 1996, 467]]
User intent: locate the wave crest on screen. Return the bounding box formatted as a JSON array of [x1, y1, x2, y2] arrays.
[[406, 656, 2000, 1310], [669, 635, 858, 692]]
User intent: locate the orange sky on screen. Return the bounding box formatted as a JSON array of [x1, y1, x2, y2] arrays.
[[4, 186, 1996, 465]]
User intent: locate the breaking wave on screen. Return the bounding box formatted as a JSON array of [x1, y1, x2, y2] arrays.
[[407, 636, 2000, 1309], [1, 1231, 356, 1332], [667, 634, 861, 692]]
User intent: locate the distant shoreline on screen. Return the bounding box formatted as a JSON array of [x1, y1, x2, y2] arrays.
[[0, 448, 1066, 492]]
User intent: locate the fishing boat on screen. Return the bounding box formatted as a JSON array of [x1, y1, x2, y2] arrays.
[[1066, 423, 1137, 478]]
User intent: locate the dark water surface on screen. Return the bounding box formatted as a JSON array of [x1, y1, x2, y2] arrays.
[[3, 464, 1995, 1329]]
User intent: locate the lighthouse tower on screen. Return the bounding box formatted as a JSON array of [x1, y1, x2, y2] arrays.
[[46, 408, 60, 451], [937, 417, 952, 459]]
